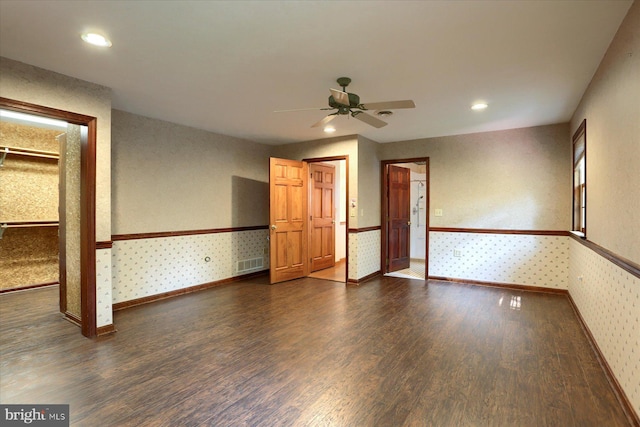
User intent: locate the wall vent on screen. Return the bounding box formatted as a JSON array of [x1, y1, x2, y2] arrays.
[[236, 257, 264, 273]]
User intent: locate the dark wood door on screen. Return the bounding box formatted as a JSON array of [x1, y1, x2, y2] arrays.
[[387, 165, 410, 272], [309, 163, 336, 272], [269, 157, 308, 284]]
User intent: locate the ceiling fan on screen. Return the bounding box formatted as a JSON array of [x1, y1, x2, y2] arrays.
[[275, 77, 415, 129]]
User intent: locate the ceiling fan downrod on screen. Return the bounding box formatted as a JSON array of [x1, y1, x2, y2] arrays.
[[336, 77, 351, 91]]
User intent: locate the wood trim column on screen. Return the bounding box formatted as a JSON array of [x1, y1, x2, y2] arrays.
[[80, 119, 97, 338]]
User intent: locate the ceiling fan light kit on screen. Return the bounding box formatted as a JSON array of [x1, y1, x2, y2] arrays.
[[277, 77, 415, 130]]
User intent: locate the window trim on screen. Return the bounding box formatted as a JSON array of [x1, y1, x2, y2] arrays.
[[572, 119, 586, 237]]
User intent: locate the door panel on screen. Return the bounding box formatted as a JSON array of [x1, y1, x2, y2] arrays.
[[310, 163, 336, 272], [269, 158, 308, 284], [274, 185, 287, 221], [388, 165, 410, 272]]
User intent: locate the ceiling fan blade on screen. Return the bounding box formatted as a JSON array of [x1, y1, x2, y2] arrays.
[[352, 111, 387, 128], [274, 107, 331, 113], [330, 88, 350, 106], [311, 114, 337, 128], [360, 100, 416, 110]]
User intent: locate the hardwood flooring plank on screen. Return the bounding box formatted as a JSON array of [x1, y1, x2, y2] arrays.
[[0, 278, 632, 426]]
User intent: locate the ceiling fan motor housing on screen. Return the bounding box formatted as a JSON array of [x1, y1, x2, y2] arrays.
[[328, 92, 360, 111]]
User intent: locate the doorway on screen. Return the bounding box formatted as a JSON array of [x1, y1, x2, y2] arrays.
[[268, 156, 348, 284], [307, 158, 347, 283], [381, 158, 429, 280], [0, 97, 97, 337]]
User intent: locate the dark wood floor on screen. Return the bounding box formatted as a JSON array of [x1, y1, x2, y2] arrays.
[[0, 276, 631, 426]]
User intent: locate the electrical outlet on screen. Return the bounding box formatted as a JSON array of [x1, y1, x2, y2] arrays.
[[453, 249, 461, 257], [435, 209, 443, 217]]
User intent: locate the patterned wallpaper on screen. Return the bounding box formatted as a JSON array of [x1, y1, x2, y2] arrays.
[[348, 233, 358, 281], [96, 248, 113, 327], [569, 239, 639, 415], [348, 230, 380, 281], [111, 229, 268, 304], [349, 229, 569, 288], [429, 232, 569, 289]]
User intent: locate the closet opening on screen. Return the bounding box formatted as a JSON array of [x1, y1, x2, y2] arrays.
[[0, 98, 97, 338]]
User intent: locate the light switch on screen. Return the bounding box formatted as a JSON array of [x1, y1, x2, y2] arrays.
[[435, 209, 443, 217]]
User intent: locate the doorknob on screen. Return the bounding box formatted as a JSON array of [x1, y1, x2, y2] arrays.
[[332, 220, 336, 224], [271, 225, 277, 230], [407, 221, 411, 226]]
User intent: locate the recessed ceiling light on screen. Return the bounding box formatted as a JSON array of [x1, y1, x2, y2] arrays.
[[324, 126, 336, 133], [471, 102, 488, 111], [81, 32, 112, 47]]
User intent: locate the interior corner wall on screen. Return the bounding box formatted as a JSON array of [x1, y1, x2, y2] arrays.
[[567, 1, 639, 417], [0, 56, 113, 328], [379, 123, 572, 231], [111, 109, 270, 234], [110, 110, 271, 304], [379, 123, 572, 289]]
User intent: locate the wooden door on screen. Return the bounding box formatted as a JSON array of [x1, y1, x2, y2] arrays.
[[387, 165, 411, 272], [309, 163, 336, 272], [269, 157, 308, 284]]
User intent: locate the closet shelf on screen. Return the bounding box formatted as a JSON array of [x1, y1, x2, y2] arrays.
[[0, 220, 59, 239], [1, 146, 59, 166]]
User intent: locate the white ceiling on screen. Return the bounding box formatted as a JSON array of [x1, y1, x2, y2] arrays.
[[0, 1, 632, 145]]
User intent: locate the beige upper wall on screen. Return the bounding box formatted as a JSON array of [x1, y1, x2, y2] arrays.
[[0, 57, 112, 241], [275, 123, 571, 231], [379, 123, 572, 230], [111, 109, 271, 234], [570, 1, 639, 263], [357, 135, 381, 228]]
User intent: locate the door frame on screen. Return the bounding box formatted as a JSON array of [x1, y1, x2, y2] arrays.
[[0, 97, 97, 338], [304, 155, 349, 283], [381, 157, 430, 278]]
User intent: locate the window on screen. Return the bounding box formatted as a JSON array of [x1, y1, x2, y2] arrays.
[[572, 120, 586, 236]]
